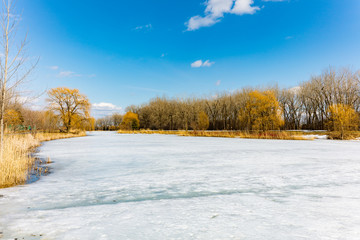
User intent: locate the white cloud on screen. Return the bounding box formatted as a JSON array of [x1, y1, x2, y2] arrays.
[[216, 80, 221, 86], [191, 60, 203, 68], [186, 14, 220, 31], [186, 0, 261, 31], [232, 0, 260, 15], [93, 102, 120, 109], [92, 102, 123, 118], [206, 0, 234, 17], [15, 96, 43, 111], [191, 59, 215, 68], [203, 60, 215, 67], [134, 24, 153, 31]]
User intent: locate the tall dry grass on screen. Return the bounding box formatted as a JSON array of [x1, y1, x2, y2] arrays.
[[327, 131, 360, 140], [0, 132, 86, 189], [117, 129, 309, 140]]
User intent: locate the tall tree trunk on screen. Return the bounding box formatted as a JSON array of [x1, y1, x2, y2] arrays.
[[0, 5, 10, 161]]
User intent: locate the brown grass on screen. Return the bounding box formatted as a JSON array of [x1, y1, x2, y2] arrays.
[[327, 131, 360, 140], [117, 129, 309, 140], [0, 132, 86, 189]]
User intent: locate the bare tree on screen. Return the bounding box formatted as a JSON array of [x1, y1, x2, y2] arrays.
[[123, 67, 360, 133], [0, 0, 37, 159]]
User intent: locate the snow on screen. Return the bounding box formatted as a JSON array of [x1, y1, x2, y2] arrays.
[[1, 131, 360, 239], [303, 134, 328, 140]]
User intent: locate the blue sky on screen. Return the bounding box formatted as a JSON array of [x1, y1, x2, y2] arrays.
[[15, 0, 360, 117]]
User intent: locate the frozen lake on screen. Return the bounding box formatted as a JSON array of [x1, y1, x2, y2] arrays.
[[1, 132, 360, 239]]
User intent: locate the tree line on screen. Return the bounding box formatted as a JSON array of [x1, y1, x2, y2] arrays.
[[111, 67, 359, 133], [3, 67, 359, 137], [2, 87, 95, 133]]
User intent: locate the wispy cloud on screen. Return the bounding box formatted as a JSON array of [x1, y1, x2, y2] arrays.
[[57, 71, 95, 78], [16, 96, 43, 111], [7, 13, 22, 21], [186, 0, 260, 31], [17, 96, 40, 104], [191, 59, 215, 68], [216, 80, 221, 86], [57, 71, 81, 78], [134, 24, 153, 31], [48, 66, 59, 70]]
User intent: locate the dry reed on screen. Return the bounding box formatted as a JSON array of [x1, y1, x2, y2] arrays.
[[0, 132, 86, 188], [117, 129, 309, 140]]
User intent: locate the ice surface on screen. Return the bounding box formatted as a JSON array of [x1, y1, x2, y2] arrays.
[[1, 131, 360, 239]]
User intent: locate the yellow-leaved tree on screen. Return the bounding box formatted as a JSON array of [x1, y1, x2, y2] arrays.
[[120, 111, 140, 130], [47, 87, 91, 132], [197, 111, 209, 130], [239, 90, 284, 131], [84, 117, 96, 131], [327, 104, 359, 139], [4, 109, 23, 130]]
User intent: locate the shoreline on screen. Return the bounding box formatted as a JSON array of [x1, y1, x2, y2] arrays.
[[117, 129, 360, 141], [117, 129, 318, 140], [0, 132, 87, 189]]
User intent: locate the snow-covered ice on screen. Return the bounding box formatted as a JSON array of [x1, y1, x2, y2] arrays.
[[1, 131, 360, 239], [303, 134, 328, 140]]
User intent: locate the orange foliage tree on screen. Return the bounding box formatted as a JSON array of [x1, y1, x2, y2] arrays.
[[239, 90, 284, 131], [85, 117, 96, 131], [4, 109, 23, 129], [327, 104, 359, 139], [47, 87, 91, 132], [120, 111, 140, 130], [197, 111, 209, 130]]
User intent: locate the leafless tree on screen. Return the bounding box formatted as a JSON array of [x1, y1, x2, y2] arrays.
[[122, 67, 360, 132], [0, 0, 38, 159]]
